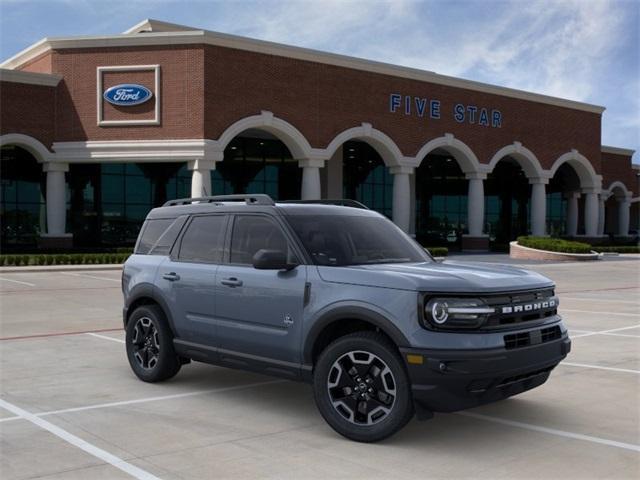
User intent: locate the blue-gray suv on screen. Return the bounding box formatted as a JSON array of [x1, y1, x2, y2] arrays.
[[122, 194, 571, 442]]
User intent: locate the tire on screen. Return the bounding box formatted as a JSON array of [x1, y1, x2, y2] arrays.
[[125, 304, 181, 382], [313, 331, 414, 442]]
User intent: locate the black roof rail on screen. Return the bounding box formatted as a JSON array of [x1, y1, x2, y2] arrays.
[[163, 194, 275, 207], [279, 199, 370, 210]]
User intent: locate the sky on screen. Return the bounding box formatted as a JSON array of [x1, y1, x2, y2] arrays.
[[0, 0, 638, 156]]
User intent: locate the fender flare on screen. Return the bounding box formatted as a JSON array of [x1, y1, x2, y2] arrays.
[[302, 305, 411, 364], [125, 284, 178, 337]]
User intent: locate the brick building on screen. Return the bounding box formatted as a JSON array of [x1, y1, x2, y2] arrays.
[[0, 19, 637, 250]]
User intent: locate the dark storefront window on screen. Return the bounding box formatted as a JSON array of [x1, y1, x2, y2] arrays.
[[342, 141, 393, 218], [0, 146, 46, 249], [546, 192, 567, 237], [415, 154, 467, 247], [212, 136, 301, 200], [485, 159, 530, 245], [67, 163, 190, 248]]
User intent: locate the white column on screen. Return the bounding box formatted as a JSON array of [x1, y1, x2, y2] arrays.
[[409, 172, 416, 235], [530, 179, 547, 237], [188, 159, 215, 198], [617, 196, 631, 236], [566, 192, 580, 237], [466, 173, 486, 236], [582, 190, 598, 237], [299, 159, 324, 200], [597, 194, 606, 236], [42, 162, 69, 236], [390, 166, 413, 232]]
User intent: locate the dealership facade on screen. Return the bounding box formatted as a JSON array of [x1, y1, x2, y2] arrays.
[[0, 19, 637, 251]]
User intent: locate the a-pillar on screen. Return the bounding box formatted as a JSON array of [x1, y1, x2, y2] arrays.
[[582, 188, 599, 238], [40, 162, 72, 249], [617, 194, 631, 237], [530, 178, 548, 237], [390, 166, 413, 232], [299, 159, 324, 200], [462, 172, 489, 251], [565, 192, 580, 237], [188, 159, 215, 198], [597, 193, 607, 236]]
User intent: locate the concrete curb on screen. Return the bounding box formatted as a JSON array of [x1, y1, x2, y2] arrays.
[[0, 264, 123, 273], [509, 241, 601, 261]]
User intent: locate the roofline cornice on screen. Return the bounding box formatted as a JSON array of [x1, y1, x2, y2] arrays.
[[0, 68, 62, 86], [601, 145, 635, 157], [0, 29, 606, 114]]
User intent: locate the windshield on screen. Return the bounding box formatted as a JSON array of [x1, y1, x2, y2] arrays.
[[287, 214, 431, 266]]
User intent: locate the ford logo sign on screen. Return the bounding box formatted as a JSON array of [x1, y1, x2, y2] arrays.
[[103, 84, 152, 106]]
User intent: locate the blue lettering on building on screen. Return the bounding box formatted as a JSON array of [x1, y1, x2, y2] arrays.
[[389, 94, 501, 127], [414, 97, 427, 117]]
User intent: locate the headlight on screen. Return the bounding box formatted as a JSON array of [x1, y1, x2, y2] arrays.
[[424, 298, 494, 329]]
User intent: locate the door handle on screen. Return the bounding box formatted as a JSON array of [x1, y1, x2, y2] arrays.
[[221, 277, 243, 287], [162, 272, 180, 281]]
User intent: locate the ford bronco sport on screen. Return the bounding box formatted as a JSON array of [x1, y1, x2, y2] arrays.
[[122, 194, 571, 442]]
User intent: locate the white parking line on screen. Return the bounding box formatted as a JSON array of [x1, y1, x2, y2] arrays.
[[569, 329, 640, 338], [560, 362, 640, 374], [0, 276, 36, 287], [0, 379, 285, 424], [0, 398, 161, 480], [561, 309, 640, 318], [458, 411, 640, 453], [571, 324, 640, 338], [61, 272, 120, 283], [562, 297, 640, 305], [86, 332, 125, 344]]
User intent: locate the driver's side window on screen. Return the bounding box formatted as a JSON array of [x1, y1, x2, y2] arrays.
[[229, 215, 293, 265]]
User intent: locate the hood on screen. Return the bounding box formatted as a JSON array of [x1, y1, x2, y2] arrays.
[[316, 260, 553, 293]]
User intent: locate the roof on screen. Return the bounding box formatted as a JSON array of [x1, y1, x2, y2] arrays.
[[0, 18, 606, 114], [147, 201, 379, 220]]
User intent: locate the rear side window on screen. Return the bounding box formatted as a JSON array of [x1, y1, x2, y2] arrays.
[[148, 216, 187, 255], [135, 218, 174, 254], [178, 215, 227, 263], [230, 215, 292, 265]]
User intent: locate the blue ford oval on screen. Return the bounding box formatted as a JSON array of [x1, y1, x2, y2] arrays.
[[103, 84, 152, 106]]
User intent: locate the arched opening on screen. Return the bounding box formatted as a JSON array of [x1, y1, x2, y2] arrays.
[[0, 145, 46, 249], [213, 130, 301, 200], [485, 157, 531, 244], [341, 140, 393, 218], [604, 183, 630, 237], [546, 164, 581, 236], [415, 150, 467, 247]]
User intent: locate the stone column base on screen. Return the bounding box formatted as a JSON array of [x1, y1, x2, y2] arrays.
[[38, 234, 73, 250], [462, 235, 490, 252]]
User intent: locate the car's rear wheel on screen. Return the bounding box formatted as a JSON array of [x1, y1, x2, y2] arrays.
[[126, 305, 181, 382], [313, 331, 414, 442]]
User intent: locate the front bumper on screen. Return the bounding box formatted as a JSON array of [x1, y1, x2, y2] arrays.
[[400, 334, 571, 412]]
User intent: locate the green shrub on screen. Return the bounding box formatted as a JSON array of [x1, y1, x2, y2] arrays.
[[592, 246, 640, 254], [517, 236, 592, 254]]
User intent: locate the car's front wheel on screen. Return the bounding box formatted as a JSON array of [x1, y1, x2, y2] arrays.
[[125, 305, 181, 382], [313, 331, 414, 442]]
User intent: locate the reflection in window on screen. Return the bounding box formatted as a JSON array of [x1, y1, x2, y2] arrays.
[[212, 136, 301, 200], [0, 146, 46, 248], [415, 154, 467, 247], [343, 141, 393, 218]]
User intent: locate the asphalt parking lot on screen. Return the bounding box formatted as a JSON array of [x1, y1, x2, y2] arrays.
[[1, 255, 639, 479]]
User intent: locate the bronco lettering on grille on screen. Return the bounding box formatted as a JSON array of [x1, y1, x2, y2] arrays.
[[501, 299, 556, 315]]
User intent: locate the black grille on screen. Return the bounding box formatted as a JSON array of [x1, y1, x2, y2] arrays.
[[483, 288, 557, 329], [497, 366, 555, 388], [504, 325, 562, 350]]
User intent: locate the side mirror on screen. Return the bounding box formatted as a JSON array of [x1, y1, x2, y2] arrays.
[[252, 249, 297, 271]]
